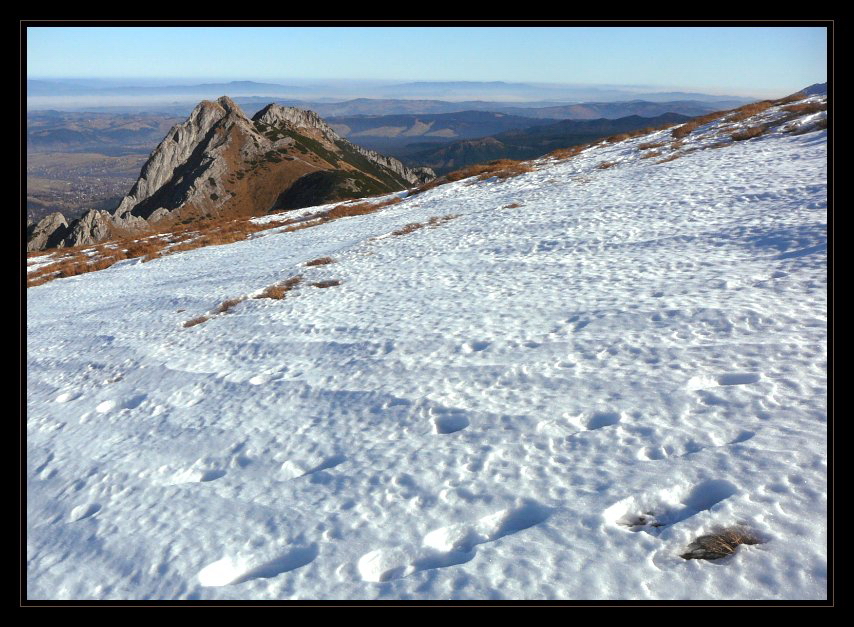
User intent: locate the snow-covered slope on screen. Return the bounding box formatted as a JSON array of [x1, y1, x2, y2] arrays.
[[26, 96, 828, 601]]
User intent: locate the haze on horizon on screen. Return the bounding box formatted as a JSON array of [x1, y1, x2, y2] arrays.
[[27, 25, 828, 102]]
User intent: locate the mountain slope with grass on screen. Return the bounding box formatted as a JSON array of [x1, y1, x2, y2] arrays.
[[26, 97, 435, 252], [26, 92, 828, 601]]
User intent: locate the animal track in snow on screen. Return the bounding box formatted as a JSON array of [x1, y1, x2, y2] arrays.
[[537, 410, 623, 438], [637, 430, 756, 461], [55, 391, 82, 403], [280, 454, 346, 480], [429, 406, 470, 434], [198, 544, 319, 587], [462, 340, 491, 353], [687, 373, 762, 390], [584, 411, 622, 430], [356, 502, 550, 582], [164, 460, 228, 485], [69, 502, 101, 522], [604, 479, 738, 535]]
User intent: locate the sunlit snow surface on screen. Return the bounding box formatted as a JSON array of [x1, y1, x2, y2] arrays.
[[27, 107, 827, 600]]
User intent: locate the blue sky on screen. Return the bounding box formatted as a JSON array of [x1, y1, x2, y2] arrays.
[[26, 26, 827, 98]]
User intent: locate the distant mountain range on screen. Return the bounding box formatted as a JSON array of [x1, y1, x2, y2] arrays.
[[27, 79, 307, 97], [321, 100, 741, 159], [27, 110, 185, 154], [27, 79, 758, 112], [396, 112, 692, 174]]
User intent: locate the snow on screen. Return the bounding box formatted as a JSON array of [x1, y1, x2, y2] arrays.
[[26, 99, 828, 601]]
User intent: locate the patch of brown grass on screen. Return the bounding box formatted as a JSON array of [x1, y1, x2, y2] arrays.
[[426, 214, 460, 227], [605, 129, 647, 144], [638, 141, 666, 151], [392, 222, 424, 236], [640, 151, 662, 159], [680, 527, 762, 561], [782, 101, 827, 115], [597, 161, 617, 170], [548, 144, 589, 160], [312, 279, 341, 288], [27, 246, 131, 287], [671, 111, 730, 139], [656, 153, 684, 164], [305, 256, 335, 266], [774, 91, 806, 105], [215, 297, 245, 314], [123, 237, 171, 260], [255, 275, 303, 300], [408, 177, 448, 196], [502, 203, 522, 209], [445, 159, 534, 183], [731, 125, 767, 141], [183, 315, 209, 328], [726, 100, 775, 122], [282, 218, 325, 233]]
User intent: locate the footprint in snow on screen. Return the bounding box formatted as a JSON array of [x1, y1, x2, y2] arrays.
[[356, 502, 550, 582], [69, 502, 101, 522], [462, 340, 490, 353], [604, 479, 738, 535], [687, 373, 761, 390], [198, 544, 319, 587], [430, 406, 470, 435]]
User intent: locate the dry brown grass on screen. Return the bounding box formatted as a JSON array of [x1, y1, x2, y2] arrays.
[[408, 177, 448, 196], [725, 100, 775, 123], [305, 256, 336, 266], [657, 153, 684, 164], [312, 279, 341, 288], [215, 297, 245, 314], [774, 91, 806, 105], [282, 218, 325, 233], [255, 275, 303, 300], [183, 315, 209, 328], [29, 213, 291, 288], [444, 159, 534, 184], [671, 111, 730, 139], [123, 237, 171, 261], [782, 101, 827, 115], [640, 151, 662, 159], [731, 125, 767, 141], [680, 527, 762, 561], [26, 246, 131, 287], [638, 141, 666, 151], [392, 222, 425, 236], [426, 214, 460, 227], [597, 161, 617, 170], [502, 203, 522, 209], [548, 144, 589, 160]]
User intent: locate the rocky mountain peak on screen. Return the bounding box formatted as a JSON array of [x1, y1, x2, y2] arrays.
[[27, 97, 436, 252], [252, 104, 339, 138], [216, 95, 243, 115]]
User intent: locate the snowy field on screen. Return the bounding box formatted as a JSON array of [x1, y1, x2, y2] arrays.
[[27, 101, 828, 601]]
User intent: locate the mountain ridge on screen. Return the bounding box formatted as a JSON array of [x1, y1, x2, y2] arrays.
[[27, 97, 435, 251]]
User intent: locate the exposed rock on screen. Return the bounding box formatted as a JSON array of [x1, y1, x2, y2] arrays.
[[253, 104, 434, 186], [27, 212, 69, 252], [27, 96, 438, 252], [61, 210, 114, 248], [114, 96, 239, 221]]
